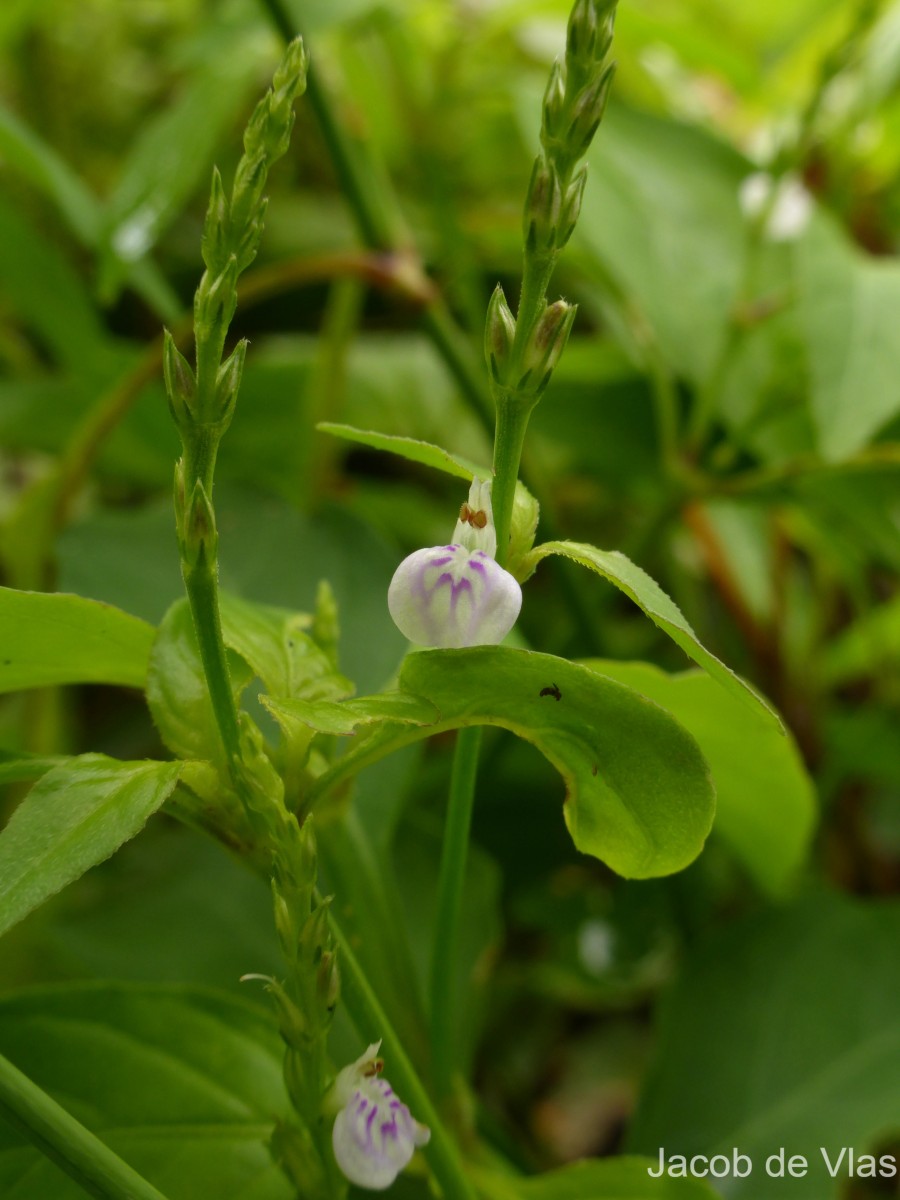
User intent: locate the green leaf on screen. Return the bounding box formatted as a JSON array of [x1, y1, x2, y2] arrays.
[[478, 1157, 719, 1199], [0, 104, 99, 245], [0, 106, 179, 321], [145, 598, 254, 768], [798, 216, 900, 460], [576, 105, 747, 385], [526, 542, 779, 727], [581, 662, 816, 896], [334, 336, 491, 468], [218, 592, 352, 703], [312, 648, 716, 879], [0, 755, 182, 939], [58, 489, 407, 695], [0, 1048, 171, 1200], [0, 983, 291, 1200], [823, 591, 900, 686], [317, 813, 431, 1067], [98, 53, 262, 294], [0, 751, 66, 786], [3, 822, 281, 994], [0, 193, 110, 369], [263, 691, 438, 737], [146, 594, 352, 767], [317, 422, 485, 480], [630, 895, 900, 1198], [0, 588, 156, 693]]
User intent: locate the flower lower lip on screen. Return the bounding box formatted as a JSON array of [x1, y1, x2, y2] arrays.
[[388, 544, 522, 648]]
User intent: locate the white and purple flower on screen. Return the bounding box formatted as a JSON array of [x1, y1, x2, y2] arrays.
[[330, 1042, 430, 1191], [388, 479, 522, 649]]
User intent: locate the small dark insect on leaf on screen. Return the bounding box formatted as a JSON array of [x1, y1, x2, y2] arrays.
[[540, 683, 562, 701], [591, 764, 598, 776]]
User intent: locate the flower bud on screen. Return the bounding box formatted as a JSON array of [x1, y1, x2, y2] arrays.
[[524, 155, 563, 252], [316, 949, 340, 1014], [329, 1043, 430, 1192], [299, 901, 331, 967], [567, 0, 616, 66], [520, 299, 577, 394], [182, 479, 217, 567], [541, 59, 567, 143], [201, 166, 230, 274], [163, 330, 197, 428], [484, 284, 516, 384], [568, 62, 615, 158], [196, 254, 238, 345], [215, 338, 247, 428], [558, 165, 588, 248]]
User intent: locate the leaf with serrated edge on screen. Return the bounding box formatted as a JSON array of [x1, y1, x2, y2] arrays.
[[526, 541, 779, 728], [318, 422, 486, 480], [0, 755, 182, 938]]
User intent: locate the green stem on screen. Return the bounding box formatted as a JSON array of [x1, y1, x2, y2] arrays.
[[329, 909, 478, 1200], [181, 555, 241, 764], [0, 1051, 171, 1200], [429, 726, 484, 1103], [490, 393, 532, 570]]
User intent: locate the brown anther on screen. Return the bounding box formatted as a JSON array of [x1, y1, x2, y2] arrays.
[[362, 1057, 385, 1077], [459, 503, 488, 529]]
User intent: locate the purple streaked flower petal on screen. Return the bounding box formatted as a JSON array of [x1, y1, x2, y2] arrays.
[[388, 543, 522, 648], [330, 1046, 430, 1191]]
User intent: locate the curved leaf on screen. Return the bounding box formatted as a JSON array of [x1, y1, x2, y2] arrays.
[[582, 661, 816, 896], [309, 647, 716, 879], [525, 542, 779, 727], [0, 755, 182, 938], [0, 588, 155, 693]]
